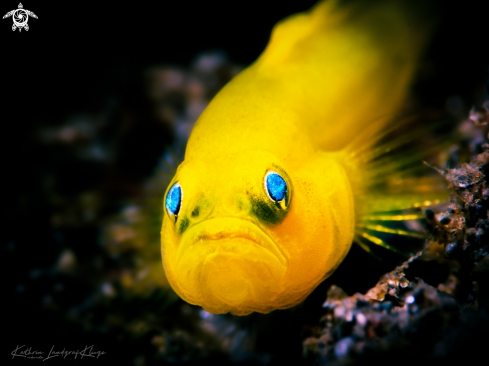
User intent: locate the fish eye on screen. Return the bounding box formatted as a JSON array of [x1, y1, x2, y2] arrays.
[[165, 182, 182, 220], [265, 171, 288, 208]]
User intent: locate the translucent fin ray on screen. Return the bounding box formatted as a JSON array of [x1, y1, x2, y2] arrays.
[[354, 231, 411, 256], [358, 213, 426, 221], [356, 223, 427, 239]]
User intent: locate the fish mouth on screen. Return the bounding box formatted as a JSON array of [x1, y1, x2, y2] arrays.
[[177, 217, 287, 266]]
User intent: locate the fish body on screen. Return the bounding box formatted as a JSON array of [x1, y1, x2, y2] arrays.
[[161, 0, 434, 315]]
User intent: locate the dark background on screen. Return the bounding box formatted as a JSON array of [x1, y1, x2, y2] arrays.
[[3, 0, 488, 188], [3, 0, 489, 124], [2, 0, 488, 364]]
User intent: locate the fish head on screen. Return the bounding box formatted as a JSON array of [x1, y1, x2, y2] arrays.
[[161, 148, 354, 315]]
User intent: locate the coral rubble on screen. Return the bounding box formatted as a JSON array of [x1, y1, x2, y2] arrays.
[[303, 101, 489, 365]]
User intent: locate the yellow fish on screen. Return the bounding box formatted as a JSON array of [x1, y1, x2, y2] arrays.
[[161, 0, 438, 315]]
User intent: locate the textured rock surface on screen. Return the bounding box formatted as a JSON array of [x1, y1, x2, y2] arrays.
[[303, 102, 489, 365]]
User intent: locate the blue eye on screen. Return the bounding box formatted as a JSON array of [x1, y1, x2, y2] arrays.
[[166, 183, 182, 218], [265, 172, 287, 202]]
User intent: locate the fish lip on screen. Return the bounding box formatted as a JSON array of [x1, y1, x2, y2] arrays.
[[179, 217, 287, 266]]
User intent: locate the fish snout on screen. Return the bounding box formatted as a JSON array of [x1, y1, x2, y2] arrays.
[[222, 191, 252, 216], [188, 192, 252, 222]]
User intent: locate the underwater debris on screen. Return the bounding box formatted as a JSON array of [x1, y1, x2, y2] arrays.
[[303, 279, 489, 365], [303, 98, 489, 365], [303, 99, 489, 365], [327, 100, 488, 308], [429, 148, 489, 264], [364, 252, 419, 301]]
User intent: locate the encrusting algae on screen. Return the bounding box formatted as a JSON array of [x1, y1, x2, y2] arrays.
[[160, 0, 446, 315]]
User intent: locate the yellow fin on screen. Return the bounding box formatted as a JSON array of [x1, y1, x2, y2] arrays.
[[355, 232, 411, 257], [338, 113, 452, 258]]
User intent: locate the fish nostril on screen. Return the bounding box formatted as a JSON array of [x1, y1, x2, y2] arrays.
[[191, 207, 200, 218], [224, 196, 251, 216]]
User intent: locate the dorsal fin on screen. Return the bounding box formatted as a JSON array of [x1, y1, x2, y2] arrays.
[[252, 0, 435, 150]]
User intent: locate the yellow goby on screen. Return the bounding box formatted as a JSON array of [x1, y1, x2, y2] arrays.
[[161, 0, 434, 315]]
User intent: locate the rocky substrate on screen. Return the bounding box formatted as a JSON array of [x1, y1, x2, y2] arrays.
[[303, 102, 489, 365]]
